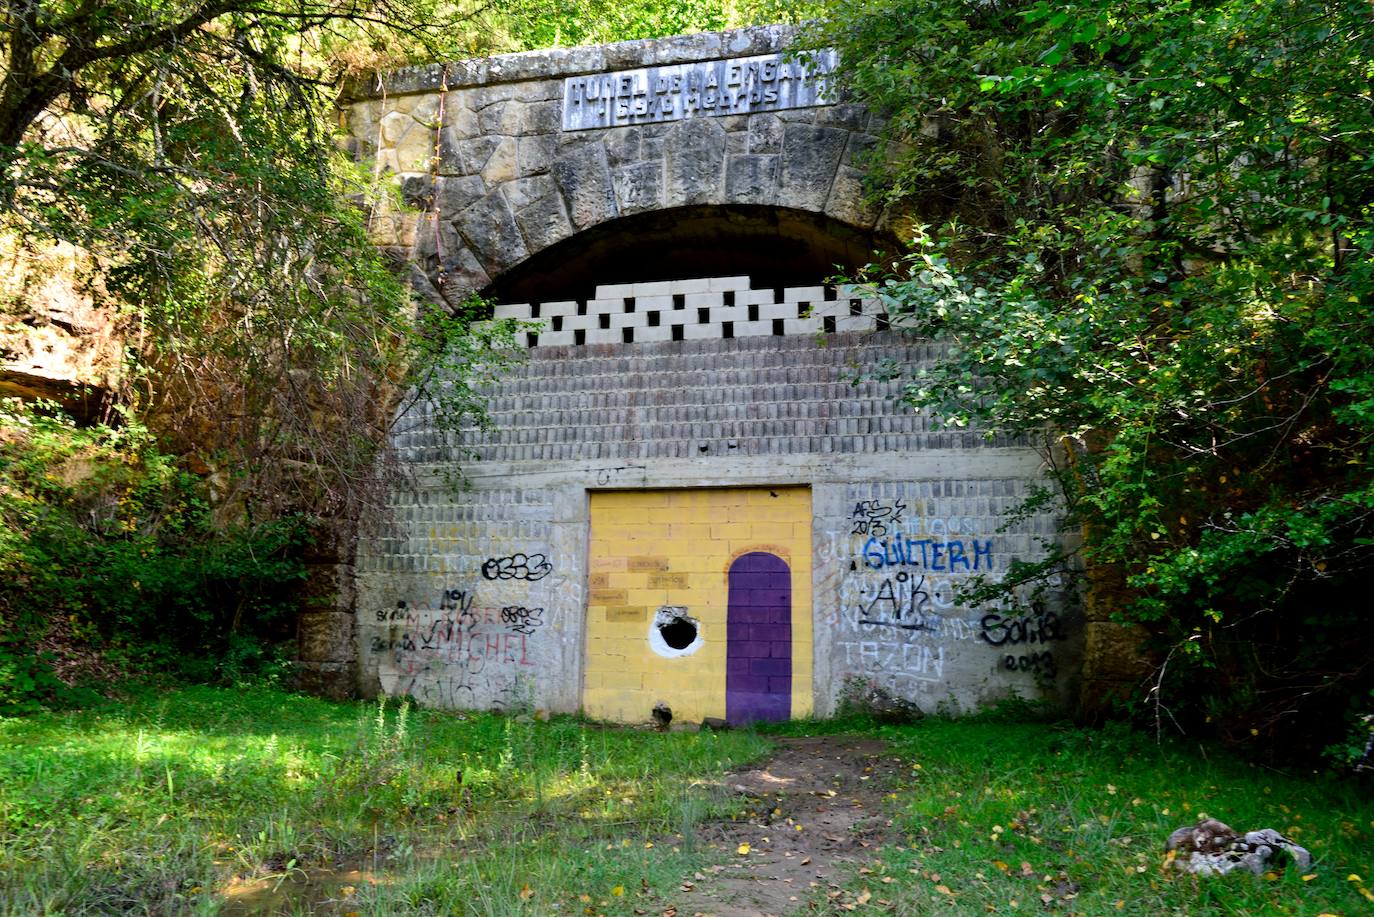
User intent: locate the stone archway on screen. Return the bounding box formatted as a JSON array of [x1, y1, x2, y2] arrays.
[[341, 25, 890, 308]]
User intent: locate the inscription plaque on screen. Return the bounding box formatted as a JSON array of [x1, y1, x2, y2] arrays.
[[562, 49, 838, 132]]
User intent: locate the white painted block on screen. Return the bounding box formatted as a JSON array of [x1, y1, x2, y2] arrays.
[[837, 314, 877, 332], [737, 288, 774, 306], [632, 280, 675, 297], [636, 294, 673, 311], [635, 325, 674, 342], [534, 330, 575, 346], [783, 316, 821, 334], [595, 282, 635, 299], [810, 299, 847, 317], [683, 323, 720, 340], [684, 291, 722, 308], [758, 302, 798, 321], [662, 311, 692, 325], [733, 320, 773, 338], [611, 311, 649, 329], [561, 314, 596, 331], [584, 328, 620, 344], [492, 302, 532, 320], [586, 297, 621, 315], [666, 278, 711, 294], [710, 306, 747, 323], [539, 300, 579, 317], [785, 285, 826, 302], [708, 276, 752, 292]]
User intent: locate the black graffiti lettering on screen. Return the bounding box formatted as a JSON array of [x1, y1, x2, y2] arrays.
[[1002, 651, 1058, 678], [481, 552, 553, 581], [851, 498, 907, 537], [857, 575, 936, 631], [439, 588, 475, 613], [978, 610, 1066, 648], [499, 605, 545, 635], [376, 600, 408, 623]]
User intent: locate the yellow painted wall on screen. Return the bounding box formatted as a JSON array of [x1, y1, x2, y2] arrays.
[[583, 487, 813, 723]]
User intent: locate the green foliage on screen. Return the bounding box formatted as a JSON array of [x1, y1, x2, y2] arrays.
[[0, 400, 307, 710], [820, 0, 1374, 759], [472, 0, 825, 53], [0, 685, 770, 913], [822, 717, 1374, 914]]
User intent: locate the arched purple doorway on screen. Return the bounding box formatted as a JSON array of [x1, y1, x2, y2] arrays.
[[726, 551, 792, 724]]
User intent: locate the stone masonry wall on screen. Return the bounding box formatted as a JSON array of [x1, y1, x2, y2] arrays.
[[342, 26, 884, 310]]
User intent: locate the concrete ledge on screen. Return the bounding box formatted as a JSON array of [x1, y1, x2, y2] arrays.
[[344, 25, 803, 101]]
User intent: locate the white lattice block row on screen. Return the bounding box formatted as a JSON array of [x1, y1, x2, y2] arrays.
[[505, 277, 890, 347]]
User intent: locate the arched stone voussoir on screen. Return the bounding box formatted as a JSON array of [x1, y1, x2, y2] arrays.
[[348, 26, 892, 305]]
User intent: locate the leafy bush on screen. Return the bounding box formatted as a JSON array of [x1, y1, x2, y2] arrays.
[[819, 0, 1374, 762], [0, 400, 307, 711]]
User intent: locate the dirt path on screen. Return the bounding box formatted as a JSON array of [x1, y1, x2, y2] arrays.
[[670, 735, 903, 917]]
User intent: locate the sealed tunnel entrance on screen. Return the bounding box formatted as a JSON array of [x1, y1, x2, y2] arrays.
[[583, 488, 813, 724]]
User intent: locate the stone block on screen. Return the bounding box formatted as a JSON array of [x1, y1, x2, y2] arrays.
[[1080, 621, 1151, 684], [525, 100, 561, 135], [612, 160, 665, 215], [552, 144, 619, 229], [502, 174, 556, 211], [478, 100, 527, 135], [294, 661, 356, 702], [603, 127, 642, 166], [780, 124, 847, 210], [453, 191, 529, 275], [514, 192, 574, 253], [664, 118, 726, 207], [725, 154, 779, 205], [298, 611, 354, 662], [516, 135, 556, 178], [435, 174, 486, 215], [479, 136, 520, 184]]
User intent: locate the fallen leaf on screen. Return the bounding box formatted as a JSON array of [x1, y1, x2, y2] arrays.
[[935, 884, 953, 896], [519, 884, 535, 901], [856, 889, 872, 904], [612, 885, 625, 897], [801, 857, 812, 866], [737, 843, 751, 856]]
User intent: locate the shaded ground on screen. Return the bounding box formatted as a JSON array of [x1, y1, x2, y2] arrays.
[[670, 735, 902, 917]]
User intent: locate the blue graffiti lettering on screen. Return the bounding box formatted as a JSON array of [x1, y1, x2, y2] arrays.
[[859, 537, 995, 571]]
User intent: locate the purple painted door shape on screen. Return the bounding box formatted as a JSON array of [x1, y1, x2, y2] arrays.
[[726, 551, 792, 724]]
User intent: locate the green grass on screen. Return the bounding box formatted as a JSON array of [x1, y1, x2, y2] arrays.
[[771, 713, 1374, 916], [2, 689, 1371, 915], [0, 685, 770, 915]]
